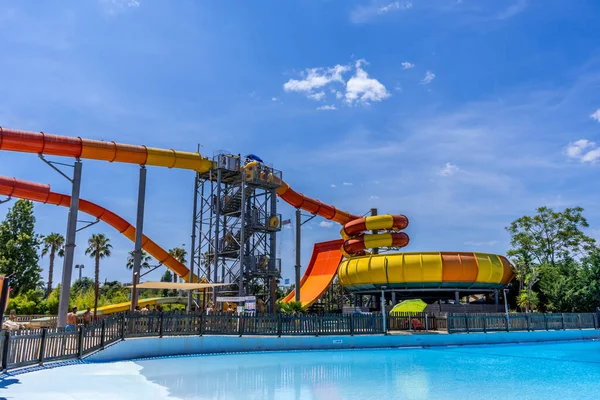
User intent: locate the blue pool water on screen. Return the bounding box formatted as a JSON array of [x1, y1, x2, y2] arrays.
[[2, 340, 600, 399]]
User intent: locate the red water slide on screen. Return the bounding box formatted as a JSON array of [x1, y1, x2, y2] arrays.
[[0, 177, 192, 280]]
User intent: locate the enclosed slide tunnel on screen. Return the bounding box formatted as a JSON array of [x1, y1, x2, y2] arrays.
[[0, 176, 194, 281]]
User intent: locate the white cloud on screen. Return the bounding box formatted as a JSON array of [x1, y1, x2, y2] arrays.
[[308, 91, 326, 101], [439, 162, 459, 176], [284, 59, 389, 107], [271, 97, 277, 101], [378, 1, 412, 14], [464, 240, 498, 246], [343, 182, 353, 186], [345, 60, 390, 105], [401, 62, 415, 69], [566, 139, 600, 163], [420, 71, 436, 85], [496, 0, 527, 20], [330, 184, 336, 188], [351, 0, 412, 23], [283, 65, 349, 93], [319, 221, 334, 228], [100, 0, 140, 14], [317, 105, 337, 111], [369, 195, 380, 200], [590, 108, 600, 122]]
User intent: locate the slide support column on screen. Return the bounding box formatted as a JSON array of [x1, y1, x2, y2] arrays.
[[370, 208, 378, 254], [269, 189, 278, 313], [238, 181, 246, 309], [131, 166, 147, 311], [212, 169, 222, 305], [294, 208, 301, 302], [57, 160, 82, 328]]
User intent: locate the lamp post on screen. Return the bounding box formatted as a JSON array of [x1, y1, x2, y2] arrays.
[[503, 288, 510, 331], [74, 264, 85, 282], [381, 286, 387, 335]]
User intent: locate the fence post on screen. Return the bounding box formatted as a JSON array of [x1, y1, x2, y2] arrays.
[[277, 314, 282, 337], [482, 316, 486, 333], [199, 313, 204, 337], [425, 314, 429, 332], [77, 327, 84, 359], [39, 328, 48, 364], [577, 314, 582, 330], [525, 315, 530, 332], [238, 315, 244, 337], [561, 313, 565, 330], [506, 315, 510, 332], [159, 312, 164, 338], [315, 316, 320, 337], [465, 315, 469, 334], [1, 330, 10, 371], [349, 314, 354, 336], [121, 313, 126, 340], [593, 313, 598, 330], [544, 313, 548, 331], [100, 319, 106, 349]]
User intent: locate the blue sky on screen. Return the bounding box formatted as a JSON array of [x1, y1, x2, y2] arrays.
[[1, 0, 599, 286]]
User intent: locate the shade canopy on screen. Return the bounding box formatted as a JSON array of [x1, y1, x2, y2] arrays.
[[389, 299, 428, 314], [127, 282, 231, 290]]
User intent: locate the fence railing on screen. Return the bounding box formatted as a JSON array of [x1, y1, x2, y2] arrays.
[[1, 311, 597, 371], [447, 312, 599, 333]]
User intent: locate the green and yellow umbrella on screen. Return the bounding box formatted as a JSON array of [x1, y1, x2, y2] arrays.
[[389, 299, 427, 314]]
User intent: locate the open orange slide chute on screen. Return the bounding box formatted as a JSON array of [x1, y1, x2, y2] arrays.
[[0, 176, 194, 281], [283, 239, 344, 307]]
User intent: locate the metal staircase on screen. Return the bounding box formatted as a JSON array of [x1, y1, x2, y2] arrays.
[[221, 186, 254, 215]]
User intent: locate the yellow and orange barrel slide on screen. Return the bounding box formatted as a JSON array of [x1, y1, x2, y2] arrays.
[[0, 176, 195, 282], [338, 251, 514, 291]]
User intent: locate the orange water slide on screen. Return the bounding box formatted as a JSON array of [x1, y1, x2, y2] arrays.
[[0, 176, 193, 281], [0, 127, 361, 224], [0, 127, 214, 173], [283, 239, 344, 307], [276, 182, 360, 225]]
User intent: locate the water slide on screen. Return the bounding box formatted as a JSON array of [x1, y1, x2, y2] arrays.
[[282, 240, 344, 307], [0, 176, 194, 281], [0, 127, 513, 304]]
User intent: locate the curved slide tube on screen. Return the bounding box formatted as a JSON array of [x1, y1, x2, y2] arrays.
[[0, 127, 360, 226], [340, 214, 410, 256], [338, 251, 514, 291], [283, 240, 344, 307], [0, 176, 196, 282]]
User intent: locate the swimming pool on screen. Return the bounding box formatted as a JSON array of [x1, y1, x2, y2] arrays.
[[3, 340, 600, 399]]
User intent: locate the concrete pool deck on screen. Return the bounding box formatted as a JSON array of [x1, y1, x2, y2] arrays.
[[87, 329, 600, 363]]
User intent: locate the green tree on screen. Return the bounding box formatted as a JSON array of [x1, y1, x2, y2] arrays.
[[160, 270, 174, 296], [168, 246, 187, 283], [0, 200, 43, 294], [85, 233, 112, 319], [506, 206, 596, 267], [41, 233, 65, 296], [126, 250, 152, 270]]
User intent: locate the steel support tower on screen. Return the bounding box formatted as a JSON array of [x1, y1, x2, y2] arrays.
[[191, 153, 282, 312]]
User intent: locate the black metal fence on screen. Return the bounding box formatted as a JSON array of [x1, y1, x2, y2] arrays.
[[0, 312, 385, 371], [447, 312, 599, 333], [1, 311, 598, 371]]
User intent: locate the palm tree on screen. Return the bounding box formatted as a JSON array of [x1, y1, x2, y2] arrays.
[[85, 233, 112, 319], [126, 250, 152, 270], [168, 246, 187, 283], [41, 233, 65, 296]]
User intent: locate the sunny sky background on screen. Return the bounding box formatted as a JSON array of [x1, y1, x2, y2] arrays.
[[0, 0, 599, 287]]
